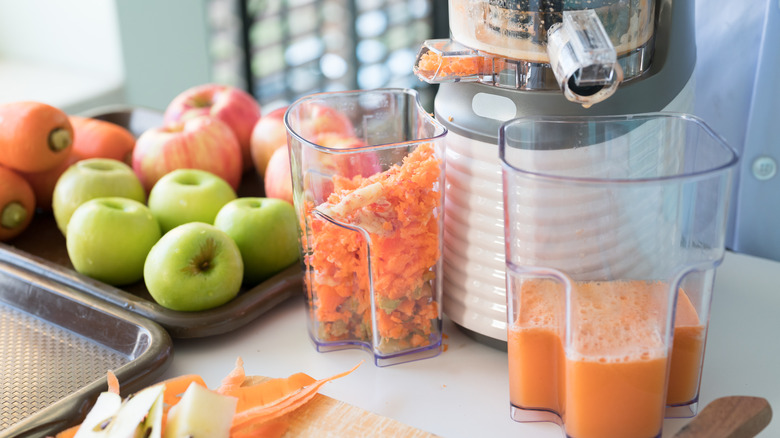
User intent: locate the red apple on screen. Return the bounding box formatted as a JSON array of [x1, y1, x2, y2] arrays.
[[249, 106, 288, 179], [316, 132, 382, 179], [302, 103, 355, 138], [164, 83, 261, 171], [132, 116, 242, 193], [263, 146, 293, 205]]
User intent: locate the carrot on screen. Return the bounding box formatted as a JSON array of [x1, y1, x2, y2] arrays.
[[230, 361, 363, 434], [52, 359, 361, 438], [0, 101, 74, 173], [0, 165, 36, 241], [158, 374, 207, 407], [415, 50, 484, 80], [53, 425, 79, 438], [227, 372, 316, 412], [107, 370, 120, 395], [19, 151, 81, 211], [69, 115, 136, 164], [217, 356, 247, 395]]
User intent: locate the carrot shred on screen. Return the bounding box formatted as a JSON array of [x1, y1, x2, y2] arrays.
[[416, 50, 483, 79], [230, 361, 364, 434], [217, 356, 247, 395], [305, 143, 443, 354], [225, 372, 316, 413], [107, 370, 120, 395], [53, 424, 79, 438], [158, 374, 207, 407]]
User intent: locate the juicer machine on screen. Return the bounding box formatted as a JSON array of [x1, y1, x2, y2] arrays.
[[413, 0, 697, 346]]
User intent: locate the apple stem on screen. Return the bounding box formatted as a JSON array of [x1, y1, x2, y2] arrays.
[[192, 96, 213, 108], [48, 127, 73, 152], [1, 201, 27, 230]]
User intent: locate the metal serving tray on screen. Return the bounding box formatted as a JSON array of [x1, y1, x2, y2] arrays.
[[0, 106, 303, 338], [0, 248, 172, 438]]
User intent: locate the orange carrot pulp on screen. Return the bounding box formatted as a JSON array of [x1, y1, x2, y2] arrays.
[[305, 142, 443, 355]]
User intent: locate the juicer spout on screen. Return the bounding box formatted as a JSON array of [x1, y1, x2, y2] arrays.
[[413, 39, 491, 84], [546, 10, 624, 107], [413, 39, 540, 89]]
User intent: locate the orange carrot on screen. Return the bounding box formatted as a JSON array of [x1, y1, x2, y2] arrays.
[[158, 374, 207, 407], [19, 151, 81, 211], [230, 361, 363, 433], [107, 370, 120, 395], [0, 101, 74, 173], [226, 372, 316, 412], [53, 425, 79, 438], [416, 50, 483, 79], [68, 115, 136, 164], [217, 356, 247, 395], [0, 164, 36, 241]]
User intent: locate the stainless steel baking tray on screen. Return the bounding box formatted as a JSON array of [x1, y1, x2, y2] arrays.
[[0, 105, 303, 338], [0, 248, 172, 438]]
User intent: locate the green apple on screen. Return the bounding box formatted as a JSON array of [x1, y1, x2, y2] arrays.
[[147, 168, 237, 234], [144, 222, 243, 311], [66, 197, 161, 286], [52, 158, 147, 235], [214, 197, 300, 286]]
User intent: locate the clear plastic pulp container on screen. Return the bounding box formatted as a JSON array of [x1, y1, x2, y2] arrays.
[[285, 88, 448, 366]]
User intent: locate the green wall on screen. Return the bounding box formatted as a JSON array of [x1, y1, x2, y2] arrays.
[[115, 0, 213, 111]]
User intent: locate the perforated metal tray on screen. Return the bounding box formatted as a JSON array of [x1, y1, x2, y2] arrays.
[[0, 248, 172, 438]]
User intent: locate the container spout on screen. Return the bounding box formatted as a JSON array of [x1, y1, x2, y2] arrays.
[[546, 10, 624, 107]]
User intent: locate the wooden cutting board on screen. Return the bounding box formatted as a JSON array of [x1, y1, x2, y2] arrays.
[[245, 376, 438, 437]]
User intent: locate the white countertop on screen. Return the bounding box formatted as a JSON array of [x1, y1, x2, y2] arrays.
[[162, 250, 780, 437]]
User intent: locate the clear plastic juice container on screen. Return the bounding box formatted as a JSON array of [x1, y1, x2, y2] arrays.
[[285, 88, 448, 366], [500, 113, 738, 437]]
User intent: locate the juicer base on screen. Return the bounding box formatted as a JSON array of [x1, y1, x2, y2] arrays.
[[451, 320, 507, 352]]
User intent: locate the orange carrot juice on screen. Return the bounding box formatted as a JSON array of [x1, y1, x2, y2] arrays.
[[666, 291, 706, 405], [507, 278, 565, 414], [508, 279, 705, 438]]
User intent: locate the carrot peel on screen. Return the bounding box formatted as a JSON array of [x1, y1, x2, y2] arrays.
[[107, 370, 120, 395], [54, 358, 362, 438], [217, 356, 246, 395], [230, 360, 364, 433]]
